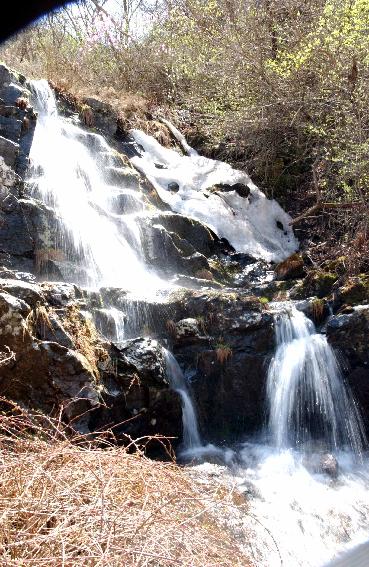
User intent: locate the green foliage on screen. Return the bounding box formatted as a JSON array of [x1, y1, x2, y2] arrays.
[[1, 0, 369, 269]]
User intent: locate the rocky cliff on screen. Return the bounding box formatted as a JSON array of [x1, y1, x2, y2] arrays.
[[0, 62, 368, 454]]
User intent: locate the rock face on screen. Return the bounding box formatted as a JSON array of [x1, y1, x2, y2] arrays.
[[174, 292, 274, 441], [0, 278, 182, 447], [327, 307, 369, 435], [2, 61, 369, 457], [92, 338, 182, 452], [0, 64, 37, 175]]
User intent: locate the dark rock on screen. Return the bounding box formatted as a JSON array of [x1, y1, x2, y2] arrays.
[[327, 307, 369, 366], [112, 337, 168, 386], [168, 181, 180, 192], [0, 115, 22, 142], [82, 97, 117, 137], [35, 311, 75, 349], [167, 291, 275, 442], [93, 337, 183, 452], [213, 182, 250, 198], [0, 290, 100, 431], [327, 307, 369, 436], [138, 218, 212, 277], [0, 135, 18, 166]]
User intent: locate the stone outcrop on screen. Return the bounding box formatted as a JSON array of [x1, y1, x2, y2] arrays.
[[1, 61, 368, 456], [327, 307, 369, 435]]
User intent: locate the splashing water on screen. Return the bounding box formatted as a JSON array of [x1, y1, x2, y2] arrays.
[[164, 349, 202, 451], [28, 79, 162, 292], [267, 307, 366, 456]]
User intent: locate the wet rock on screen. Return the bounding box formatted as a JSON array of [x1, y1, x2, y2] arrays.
[[0, 135, 18, 167], [168, 181, 179, 192], [303, 451, 339, 479], [93, 337, 183, 452], [327, 307, 369, 366], [113, 190, 144, 214], [320, 453, 339, 479], [148, 212, 220, 257], [327, 307, 369, 436], [41, 282, 83, 307], [166, 291, 275, 441], [174, 318, 206, 343], [138, 218, 212, 277], [0, 278, 44, 307], [105, 166, 140, 189], [213, 182, 250, 198], [112, 337, 168, 386]]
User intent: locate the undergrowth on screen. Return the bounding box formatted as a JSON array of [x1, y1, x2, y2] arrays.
[[0, 399, 252, 567]]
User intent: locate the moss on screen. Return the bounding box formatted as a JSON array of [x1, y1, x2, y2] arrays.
[[289, 270, 338, 300], [257, 279, 298, 301], [339, 274, 369, 306], [208, 259, 237, 284], [61, 305, 109, 377]]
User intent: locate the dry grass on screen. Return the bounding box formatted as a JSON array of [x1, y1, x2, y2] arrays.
[[0, 402, 252, 567], [61, 305, 109, 376], [215, 344, 233, 365]]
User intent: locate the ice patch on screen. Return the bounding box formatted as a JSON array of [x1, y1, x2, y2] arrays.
[[130, 128, 298, 263]]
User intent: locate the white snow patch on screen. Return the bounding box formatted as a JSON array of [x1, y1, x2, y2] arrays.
[[130, 129, 298, 263]]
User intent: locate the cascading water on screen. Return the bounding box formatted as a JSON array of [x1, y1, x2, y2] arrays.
[[164, 349, 202, 452], [28, 79, 160, 292], [267, 307, 366, 456], [192, 307, 369, 567], [24, 80, 369, 566]]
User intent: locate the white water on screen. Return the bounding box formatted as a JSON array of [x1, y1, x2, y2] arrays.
[[229, 445, 369, 567], [130, 128, 298, 262], [164, 349, 202, 451], [267, 307, 366, 456], [26, 82, 369, 566], [28, 80, 162, 292]]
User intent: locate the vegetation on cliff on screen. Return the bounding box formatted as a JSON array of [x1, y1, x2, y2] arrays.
[[1, 0, 368, 274]]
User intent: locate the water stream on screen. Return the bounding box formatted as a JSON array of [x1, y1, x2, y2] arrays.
[[28, 79, 160, 292], [26, 81, 369, 567], [267, 307, 366, 456]]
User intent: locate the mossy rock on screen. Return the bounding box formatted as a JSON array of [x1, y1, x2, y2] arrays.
[[257, 279, 300, 301], [290, 270, 338, 299], [338, 275, 369, 306], [275, 253, 305, 280]]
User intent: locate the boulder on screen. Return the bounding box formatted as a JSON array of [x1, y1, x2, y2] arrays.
[[93, 337, 183, 452]]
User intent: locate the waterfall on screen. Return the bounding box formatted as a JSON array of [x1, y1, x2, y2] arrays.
[[27, 79, 160, 292], [267, 307, 366, 455], [164, 349, 202, 451]]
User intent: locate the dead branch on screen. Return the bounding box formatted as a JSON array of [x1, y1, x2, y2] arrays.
[[290, 201, 363, 226]]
